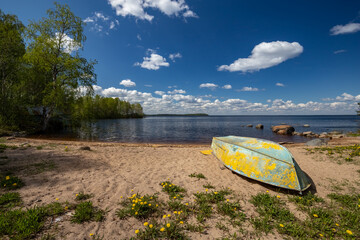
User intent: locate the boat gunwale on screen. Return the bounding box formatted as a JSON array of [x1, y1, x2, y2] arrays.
[[212, 136, 294, 166]]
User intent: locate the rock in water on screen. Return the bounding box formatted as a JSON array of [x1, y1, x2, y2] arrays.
[[306, 139, 327, 146], [247, 124, 253, 127], [303, 124, 310, 127], [271, 125, 295, 135], [255, 124, 264, 129]]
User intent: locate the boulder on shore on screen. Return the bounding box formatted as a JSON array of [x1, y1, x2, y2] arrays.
[[303, 124, 310, 127], [271, 125, 295, 135], [247, 124, 253, 127], [302, 131, 313, 136], [255, 124, 264, 129], [306, 139, 327, 146]]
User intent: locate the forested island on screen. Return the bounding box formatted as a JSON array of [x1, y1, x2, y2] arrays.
[[146, 113, 208, 117], [0, 3, 143, 135]]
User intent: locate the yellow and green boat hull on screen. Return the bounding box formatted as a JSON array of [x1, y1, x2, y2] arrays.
[[211, 136, 311, 192]]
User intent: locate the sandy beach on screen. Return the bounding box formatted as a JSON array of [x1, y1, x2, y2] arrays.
[[1, 136, 360, 239]]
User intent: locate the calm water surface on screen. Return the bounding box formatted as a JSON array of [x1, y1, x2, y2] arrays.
[[34, 115, 360, 144]]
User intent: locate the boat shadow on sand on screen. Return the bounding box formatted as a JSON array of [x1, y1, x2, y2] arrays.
[[230, 170, 317, 196]]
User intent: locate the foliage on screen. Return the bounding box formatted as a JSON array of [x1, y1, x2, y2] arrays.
[[72, 95, 144, 120], [0, 10, 27, 129], [75, 192, 93, 201], [188, 172, 206, 180], [24, 2, 97, 131]]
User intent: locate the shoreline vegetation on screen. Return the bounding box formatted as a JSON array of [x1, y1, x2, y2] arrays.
[[0, 3, 144, 136], [145, 113, 208, 117]]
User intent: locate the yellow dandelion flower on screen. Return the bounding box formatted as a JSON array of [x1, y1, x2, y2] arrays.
[[135, 229, 139, 234], [180, 221, 184, 224], [173, 196, 176, 199], [64, 206, 68, 210], [76, 194, 79, 197], [266, 190, 269, 193], [185, 203, 188, 206], [163, 215, 167, 219], [120, 196, 123, 198], [319, 233, 323, 237], [167, 214, 171, 217], [144, 201, 147, 204], [149, 224, 153, 228], [144, 222, 148, 226], [313, 214, 318, 218], [131, 208, 134, 210], [12, 183, 17, 186], [148, 204, 151, 206], [160, 227, 165, 232], [156, 204, 158, 207], [336, 223, 339, 226], [132, 204, 135, 207], [55, 198, 59, 201], [214, 192, 218, 194], [205, 189, 208, 192], [346, 230, 353, 235], [174, 211, 178, 214], [5, 176, 10, 180], [131, 189, 134, 192], [135, 212, 138, 215], [226, 199, 230, 202], [90, 233, 94, 236], [332, 228, 336, 232], [276, 195, 281, 198], [299, 197, 302, 199], [279, 224, 284, 228], [166, 223, 170, 228]]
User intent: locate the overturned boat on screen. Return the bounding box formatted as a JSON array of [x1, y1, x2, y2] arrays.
[[211, 136, 311, 192]]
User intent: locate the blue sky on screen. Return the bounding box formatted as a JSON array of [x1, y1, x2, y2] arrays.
[[2, 0, 360, 114]]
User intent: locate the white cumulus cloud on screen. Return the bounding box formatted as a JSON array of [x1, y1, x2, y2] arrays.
[[335, 93, 360, 101], [87, 85, 359, 114], [239, 87, 259, 92], [222, 84, 232, 89], [84, 12, 118, 33], [330, 23, 360, 35], [199, 83, 218, 90], [120, 79, 136, 87], [169, 52, 182, 62], [276, 83, 285, 87], [218, 41, 303, 73], [135, 52, 170, 70], [108, 0, 197, 21], [168, 89, 186, 94]]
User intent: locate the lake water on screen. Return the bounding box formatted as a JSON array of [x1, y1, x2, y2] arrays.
[[34, 115, 360, 144]]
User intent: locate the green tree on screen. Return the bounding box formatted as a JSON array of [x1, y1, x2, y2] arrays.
[[0, 10, 26, 128], [24, 2, 97, 131]]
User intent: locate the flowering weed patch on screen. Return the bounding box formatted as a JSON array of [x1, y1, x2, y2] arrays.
[[71, 201, 105, 223], [160, 181, 186, 199], [116, 193, 161, 219]]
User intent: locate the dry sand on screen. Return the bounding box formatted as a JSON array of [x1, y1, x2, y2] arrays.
[[1, 136, 360, 239]]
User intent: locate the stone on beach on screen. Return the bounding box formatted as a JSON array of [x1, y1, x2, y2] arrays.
[[271, 125, 295, 135], [255, 124, 264, 129]]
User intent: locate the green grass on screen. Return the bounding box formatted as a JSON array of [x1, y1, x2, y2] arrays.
[[203, 183, 215, 189], [116, 193, 161, 220], [131, 220, 189, 240], [71, 201, 105, 223], [0, 143, 18, 153], [0, 201, 69, 240], [288, 192, 324, 208], [29, 160, 56, 174], [188, 172, 206, 180], [306, 145, 360, 165], [0, 192, 21, 210]]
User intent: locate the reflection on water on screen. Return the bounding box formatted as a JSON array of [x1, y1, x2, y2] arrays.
[[35, 115, 360, 144]]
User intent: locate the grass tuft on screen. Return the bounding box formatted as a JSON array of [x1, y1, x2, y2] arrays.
[[189, 172, 206, 180], [71, 201, 105, 223]]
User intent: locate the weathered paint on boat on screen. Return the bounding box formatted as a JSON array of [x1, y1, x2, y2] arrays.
[[211, 136, 311, 192]]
